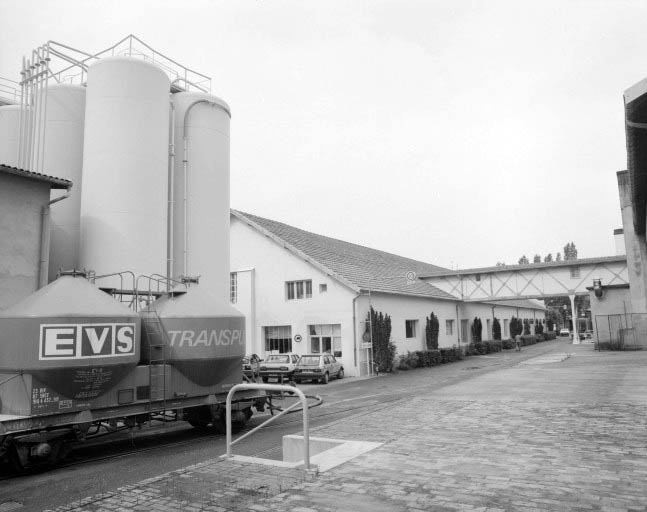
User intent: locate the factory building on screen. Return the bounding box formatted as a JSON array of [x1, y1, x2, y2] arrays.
[[230, 210, 545, 376], [0, 165, 71, 309]]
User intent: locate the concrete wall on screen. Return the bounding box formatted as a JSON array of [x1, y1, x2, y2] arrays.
[[589, 285, 632, 344], [617, 171, 647, 314], [0, 174, 50, 310], [230, 216, 359, 375]]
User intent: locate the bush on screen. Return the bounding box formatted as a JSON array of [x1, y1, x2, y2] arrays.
[[521, 334, 538, 346], [396, 351, 419, 370], [502, 338, 515, 350], [440, 346, 463, 363], [493, 318, 502, 341], [544, 331, 556, 340], [426, 313, 439, 350]]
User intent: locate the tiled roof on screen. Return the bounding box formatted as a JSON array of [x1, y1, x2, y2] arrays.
[[419, 255, 627, 278], [232, 210, 458, 301], [0, 164, 72, 189]]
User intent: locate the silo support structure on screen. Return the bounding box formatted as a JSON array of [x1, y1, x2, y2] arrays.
[[39, 186, 71, 288]]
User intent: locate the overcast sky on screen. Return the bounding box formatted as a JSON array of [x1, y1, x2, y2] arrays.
[[1, 0, 643, 270]]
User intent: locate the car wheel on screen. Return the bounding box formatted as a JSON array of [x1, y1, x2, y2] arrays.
[[322, 372, 329, 384], [338, 368, 344, 379]]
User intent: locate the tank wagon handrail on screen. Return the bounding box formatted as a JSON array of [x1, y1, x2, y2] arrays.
[[225, 383, 314, 472]]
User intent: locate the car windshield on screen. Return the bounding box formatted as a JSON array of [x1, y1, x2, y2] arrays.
[[299, 356, 321, 365], [266, 355, 290, 363]]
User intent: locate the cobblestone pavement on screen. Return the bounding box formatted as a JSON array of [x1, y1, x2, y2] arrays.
[[47, 342, 647, 512]]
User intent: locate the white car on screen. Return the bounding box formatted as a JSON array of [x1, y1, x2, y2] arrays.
[[559, 328, 570, 337], [259, 353, 300, 383]]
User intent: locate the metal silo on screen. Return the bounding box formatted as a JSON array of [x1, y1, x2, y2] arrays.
[[35, 84, 86, 281], [170, 92, 231, 301], [80, 57, 170, 287], [0, 105, 21, 167]]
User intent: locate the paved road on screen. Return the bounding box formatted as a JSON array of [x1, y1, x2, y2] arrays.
[[8, 337, 647, 511]]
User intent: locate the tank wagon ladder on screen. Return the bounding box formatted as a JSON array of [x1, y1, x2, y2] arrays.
[[141, 311, 168, 425]]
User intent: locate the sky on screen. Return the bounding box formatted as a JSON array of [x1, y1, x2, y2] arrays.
[[0, 0, 644, 270]]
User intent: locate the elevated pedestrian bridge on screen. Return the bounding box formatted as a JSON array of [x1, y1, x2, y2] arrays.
[[420, 256, 627, 302], [420, 256, 628, 341]]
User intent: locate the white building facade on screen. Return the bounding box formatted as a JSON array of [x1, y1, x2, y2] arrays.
[[230, 210, 546, 377]]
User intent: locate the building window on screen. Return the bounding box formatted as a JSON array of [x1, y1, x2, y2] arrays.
[[504, 319, 509, 337], [264, 326, 292, 353], [319, 283, 327, 293], [570, 267, 580, 278], [405, 320, 418, 338], [308, 324, 341, 357], [286, 280, 312, 300], [475, 273, 481, 282], [230, 272, 237, 304], [446, 319, 454, 335]]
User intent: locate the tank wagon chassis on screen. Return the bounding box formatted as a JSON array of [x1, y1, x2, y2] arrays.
[[0, 390, 267, 472]]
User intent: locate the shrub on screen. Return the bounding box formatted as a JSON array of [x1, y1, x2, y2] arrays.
[[544, 331, 556, 340], [493, 318, 502, 341], [440, 346, 463, 363], [396, 351, 419, 370], [425, 312, 439, 350], [535, 321, 544, 335], [368, 307, 396, 372], [502, 338, 515, 350], [523, 319, 531, 335], [521, 334, 538, 346], [471, 317, 483, 342]]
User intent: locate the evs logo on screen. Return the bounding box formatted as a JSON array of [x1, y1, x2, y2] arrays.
[[39, 323, 136, 360]]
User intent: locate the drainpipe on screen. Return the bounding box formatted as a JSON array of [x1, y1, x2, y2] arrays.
[[39, 185, 72, 287], [491, 305, 496, 340], [166, 99, 175, 290], [352, 292, 360, 374], [182, 98, 231, 276], [455, 302, 460, 347]]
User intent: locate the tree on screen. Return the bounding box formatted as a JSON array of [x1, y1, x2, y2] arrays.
[[368, 307, 396, 372], [556, 252, 562, 261], [535, 320, 544, 335], [533, 254, 541, 263], [544, 253, 553, 262], [523, 318, 531, 335], [518, 255, 529, 265], [510, 317, 523, 338], [425, 312, 439, 350], [471, 317, 482, 342], [564, 242, 578, 260], [493, 318, 501, 341], [496, 261, 506, 266]]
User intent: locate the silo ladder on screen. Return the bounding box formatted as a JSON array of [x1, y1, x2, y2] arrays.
[[142, 313, 167, 424]]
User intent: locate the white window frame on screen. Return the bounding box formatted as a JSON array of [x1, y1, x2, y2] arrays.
[[286, 280, 313, 300], [230, 272, 237, 304], [308, 323, 342, 357], [446, 319, 454, 336], [263, 325, 293, 353], [405, 319, 418, 339]]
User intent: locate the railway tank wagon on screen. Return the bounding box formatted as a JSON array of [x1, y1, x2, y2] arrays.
[[0, 273, 140, 468], [140, 283, 250, 428]]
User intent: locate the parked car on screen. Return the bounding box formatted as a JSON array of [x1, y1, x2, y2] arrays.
[[259, 353, 300, 383], [242, 354, 261, 380], [559, 328, 570, 337], [293, 354, 344, 384]]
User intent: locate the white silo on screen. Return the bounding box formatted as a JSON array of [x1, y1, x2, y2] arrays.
[[33, 84, 86, 281], [171, 92, 231, 301], [0, 105, 21, 167], [80, 57, 170, 288]]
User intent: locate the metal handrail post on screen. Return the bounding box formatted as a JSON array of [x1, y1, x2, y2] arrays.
[[226, 383, 310, 470]]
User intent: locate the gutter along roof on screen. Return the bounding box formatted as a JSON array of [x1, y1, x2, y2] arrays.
[[231, 210, 458, 301], [0, 164, 72, 189]]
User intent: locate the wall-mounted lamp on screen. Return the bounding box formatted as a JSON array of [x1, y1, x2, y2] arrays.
[[593, 278, 603, 299]]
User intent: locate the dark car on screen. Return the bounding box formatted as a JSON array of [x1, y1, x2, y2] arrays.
[[242, 354, 261, 381], [293, 354, 344, 384], [259, 353, 300, 383]]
